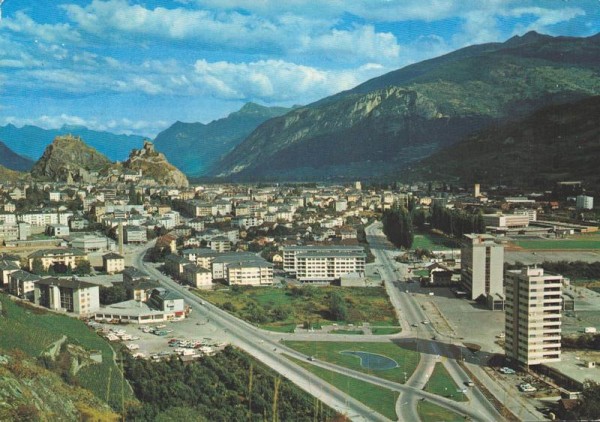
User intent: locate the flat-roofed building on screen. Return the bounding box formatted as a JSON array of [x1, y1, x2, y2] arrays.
[[460, 234, 504, 307], [482, 213, 530, 229], [505, 267, 563, 367], [283, 245, 366, 282], [124, 226, 147, 244]]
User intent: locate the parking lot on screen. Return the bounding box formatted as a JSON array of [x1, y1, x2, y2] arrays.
[[90, 309, 229, 360]]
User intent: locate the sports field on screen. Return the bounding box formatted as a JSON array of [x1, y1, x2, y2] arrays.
[[412, 233, 461, 251], [512, 234, 600, 250]]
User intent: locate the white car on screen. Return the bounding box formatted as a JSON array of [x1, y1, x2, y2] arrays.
[[519, 383, 537, 392]]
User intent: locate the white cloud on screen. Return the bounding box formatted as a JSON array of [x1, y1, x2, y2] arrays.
[[192, 58, 388, 102], [1, 11, 81, 44], [62, 0, 400, 65]]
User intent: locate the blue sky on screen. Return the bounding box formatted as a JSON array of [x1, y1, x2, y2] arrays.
[[0, 0, 598, 137]]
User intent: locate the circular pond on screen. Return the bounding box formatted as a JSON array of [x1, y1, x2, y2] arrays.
[[340, 351, 398, 371]]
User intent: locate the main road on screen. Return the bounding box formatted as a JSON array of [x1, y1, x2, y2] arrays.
[[365, 222, 503, 422]]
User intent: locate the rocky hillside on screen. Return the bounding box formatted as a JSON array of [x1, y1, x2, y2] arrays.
[[403, 95, 600, 188], [118, 140, 189, 187], [153, 102, 291, 177], [211, 32, 600, 181], [0, 124, 144, 161], [0, 141, 34, 172], [30, 135, 112, 182], [0, 353, 119, 421]]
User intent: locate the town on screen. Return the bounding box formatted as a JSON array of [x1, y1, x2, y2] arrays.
[[1, 166, 599, 421]]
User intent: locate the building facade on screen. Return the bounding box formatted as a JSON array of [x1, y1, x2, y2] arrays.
[[505, 267, 563, 367], [283, 245, 366, 282], [460, 234, 504, 304]]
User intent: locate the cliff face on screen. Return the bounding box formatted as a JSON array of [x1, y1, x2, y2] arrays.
[[153, 102, 292, 176], [30, 135, 111, 182], [122, 141, 189, 187]]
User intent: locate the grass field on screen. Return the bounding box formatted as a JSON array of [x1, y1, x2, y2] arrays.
[[424, 363, 468, 402], [195, 285, 397, 331], [283, 341, 420, 384], [289, 356, 399, 420], [0, 293, 132, 409], [412, 233, 461, 251], [513, 235, 600, 251], [417, 400, 465, 422]]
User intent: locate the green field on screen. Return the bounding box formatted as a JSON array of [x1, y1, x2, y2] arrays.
[[283, 341, 419, 384], [513, 235, 600, 250], [417, 400, 465, 422], [424, 363, 468, 402], [289, 356, 399, 420], [195, 285, 397, 331], [412, 233, 461, 251], [0, 294, 132, 409]]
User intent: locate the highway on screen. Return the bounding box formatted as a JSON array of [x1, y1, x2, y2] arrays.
[[365, 222, 503, 422]]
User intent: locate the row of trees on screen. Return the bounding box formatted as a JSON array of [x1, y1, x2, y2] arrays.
[[430, 202, 485, 237], [382, 204, 414, 249], [30, 258, 92, 276]]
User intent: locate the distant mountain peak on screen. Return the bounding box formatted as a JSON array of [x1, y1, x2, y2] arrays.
[[505, 30, 553, 46]]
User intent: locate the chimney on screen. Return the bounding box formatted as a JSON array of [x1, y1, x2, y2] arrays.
[[474, 183, 481, 198]]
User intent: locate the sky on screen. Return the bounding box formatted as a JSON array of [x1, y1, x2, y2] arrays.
[[0, 0, 598, 137]]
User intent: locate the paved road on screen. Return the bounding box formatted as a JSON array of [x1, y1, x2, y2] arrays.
[[133, 243, 388, 422], [365, 222, 504, 422]]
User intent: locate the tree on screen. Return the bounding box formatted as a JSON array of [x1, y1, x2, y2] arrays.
[[31, 258, 45, 275], [75, 260, 92, 275], [328, 291, 348, 321], [99, 285, 128, 305], [561, 381, 600, 420], [382, 203, 413, 249]]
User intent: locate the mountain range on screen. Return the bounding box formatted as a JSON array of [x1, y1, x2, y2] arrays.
[[403, 95, 600, 188], [0, 124, 145, 162], [210, 31, 600, 181], [0, 141, 34, 171], [153, 102, 292, 177]]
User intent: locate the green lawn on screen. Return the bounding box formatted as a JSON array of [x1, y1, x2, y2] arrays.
[[289, 356, 399, 420], [331, 329, 364, 335], [412, 233, 461, 251], [195, 285, 398, 330], [424, 363, 468, 402], [0, 294, 132, 409], [371, 327, 401, 335], [283, 341, 419, 384], [417, 400, 465, 422]]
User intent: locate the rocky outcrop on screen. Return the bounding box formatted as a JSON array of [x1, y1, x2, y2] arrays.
[[121, 140, 189, 187], [30, 135, 111, 182]]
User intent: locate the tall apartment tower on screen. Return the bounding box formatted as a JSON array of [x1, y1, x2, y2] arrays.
[[460, 234, 504, 304], [474, 183, 481, 198], [505, 267, 562, 367]]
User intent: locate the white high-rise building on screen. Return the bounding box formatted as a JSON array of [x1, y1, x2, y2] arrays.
[[576, 195, 594, 210], [460, 234, 504, 305], [505, 267, 562, 367]]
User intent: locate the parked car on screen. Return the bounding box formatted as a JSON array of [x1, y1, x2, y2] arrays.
[[519, 383, 537, 392], [464, 380, 474, 387], [499, 367, 516, 374]]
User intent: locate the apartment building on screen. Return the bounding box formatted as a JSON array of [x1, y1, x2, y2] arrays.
[[34, 277, 100, 316], [504, 267, 563, 367], [28, 248, 88, 272], [482, 213, 530, 229], [102, 252, 125, 274], [227, 261, 273, 286], [460, 234, 504, 308], [282, 245, 366, 282]]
